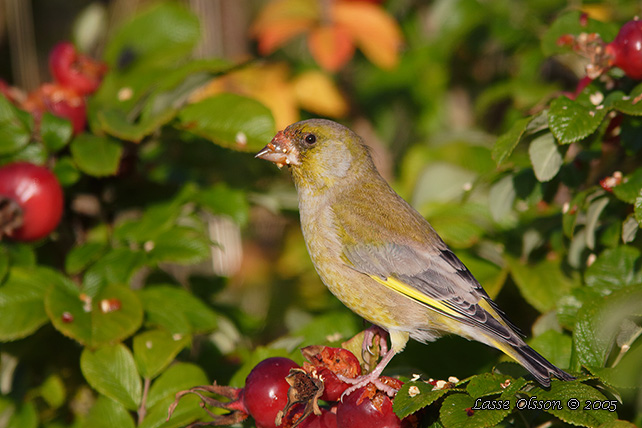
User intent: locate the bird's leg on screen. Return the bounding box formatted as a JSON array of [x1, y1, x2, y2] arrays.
[[361, 325, 389, 371], [337, 346, 398, 397]]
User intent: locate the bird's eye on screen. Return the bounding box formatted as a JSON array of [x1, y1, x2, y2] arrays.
[[304, 134, 316, 144]]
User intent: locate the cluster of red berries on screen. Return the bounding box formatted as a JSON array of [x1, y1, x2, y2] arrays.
[[168, 346, 417, 428], [0, 41, 107, 135]]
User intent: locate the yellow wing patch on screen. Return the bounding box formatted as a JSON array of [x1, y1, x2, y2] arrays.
[[368, 274, 462, 318]]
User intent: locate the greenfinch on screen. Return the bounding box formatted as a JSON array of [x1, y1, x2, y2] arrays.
[[256, 119, 574, 392]]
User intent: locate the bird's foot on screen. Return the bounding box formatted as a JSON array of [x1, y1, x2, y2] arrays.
[[361, 325, 389, 371], [337, 372, 400, 398]]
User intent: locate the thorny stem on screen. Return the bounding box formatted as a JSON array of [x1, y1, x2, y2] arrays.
[[138, 377, 151, 425]]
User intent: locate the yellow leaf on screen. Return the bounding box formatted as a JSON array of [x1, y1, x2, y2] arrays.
[[293, 71, 348, 117], [333, 1, 402, 69], [307, 25, 355, 72]]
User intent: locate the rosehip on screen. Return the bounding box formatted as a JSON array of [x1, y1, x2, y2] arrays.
[[302, 346, 361, 402], [49, 41, 107, 95], [336, 378, 403, 428], [0, 162, 64, 241], [22, 83, 86, 135], [606, 19, 642, 79], [243, 357, 299, 428]]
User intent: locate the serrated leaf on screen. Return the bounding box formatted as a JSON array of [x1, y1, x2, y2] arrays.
[[46, 282, 143, 348], [584, 246, 642, 296], [70, 134, 123, 176], [492, 117, 531, 166], [393, 382, 449, 419], [528, 330, 572, 370], [548, 97, 608, 144], [440, 393, 511, 428], [0, 267, 61, 341], [507, 255, 579, 313], [197, 183, 249, 225], [41, 112, 73, 152], [524, 381, 617, 426], [609, 83, 642, 116], [139, 285, 217, 335], [133, 329, 191, 379], [177, 93, 275, 152], [140, 393, 203, 428], [83, 395, 136, 428], [80, 344, 142, 410], [528, 133, 563, 182], [466, 373, 515, 399]]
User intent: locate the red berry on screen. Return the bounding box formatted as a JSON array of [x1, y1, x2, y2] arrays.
[[243, 357, 299, 428], [0, 162, 64, 241], [336, 379, 403, 428], [302, 346, 361, 402], [298, 408, 338, 428], [606, 19, 642, 79], [49, 41, 107, 95], [22, 83, 87, 135]]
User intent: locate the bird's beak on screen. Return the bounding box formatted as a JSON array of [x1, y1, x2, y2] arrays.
[[255, 130, 300, 169]]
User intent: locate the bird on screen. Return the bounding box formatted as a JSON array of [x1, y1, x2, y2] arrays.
[[256, 118, 574, 394]]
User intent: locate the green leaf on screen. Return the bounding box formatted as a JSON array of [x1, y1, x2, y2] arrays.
[[466, 373, 515, 398], [573, 286, 642, 370], [145, 362, 208, 409], [524, 381, 617, 427], [488, 175, 516, 223], [440, 393, 510, 428], [103, 2, 200, 72], [139, 285, 217, 335], [0, 95, 31, 156], [46, 282, 144, 347], [146, 227, 210, 265], [609, 83, 642, 116], [6, 401, 37, 428], [621, 214, 638, 244], [139, 393, 203, 428], [393, 381, 449, 419], [80, 344, 142, 410], [0, 245, 8, 282], [70, 133, 123, 176], [613, 169, 642, 204], [585, 196, 610, 250], [0, 267, 58, 341], [83, 395, 136, 428], [41, 112, 73, 152], [52, 156, 81, 186], [492, 117, 531, 166], [82, 248, 146, 297], [528, 330, 572, 370], [636, 191, 642, 225], [133, 329, 191, 379], [507, 255, 579, 313], [40, 374, 66, 409], [177, 93, 275, 152], [65, 242, 109, 275], [197, 183, 250, 225], [528, 133, 563, 182], [548, 96, 608, 144], [584, 246, 642, 296]]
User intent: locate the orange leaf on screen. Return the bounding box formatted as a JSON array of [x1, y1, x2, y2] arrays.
[[308, 25, 355, 72], [251, 0, 319, 53], [293, 70, 348, 117], [333, 1, 402, 69]]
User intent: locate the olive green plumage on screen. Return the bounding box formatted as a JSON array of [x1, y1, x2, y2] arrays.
[[257, 118, 574, 387]]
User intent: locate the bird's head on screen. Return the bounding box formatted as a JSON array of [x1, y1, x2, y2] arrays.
[[256, 119, 374, 191]]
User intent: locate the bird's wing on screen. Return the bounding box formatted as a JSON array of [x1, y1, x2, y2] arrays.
[[342, 240, 521, 343]]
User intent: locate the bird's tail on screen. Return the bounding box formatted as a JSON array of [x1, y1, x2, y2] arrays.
[[497, 341, 575, 387]]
